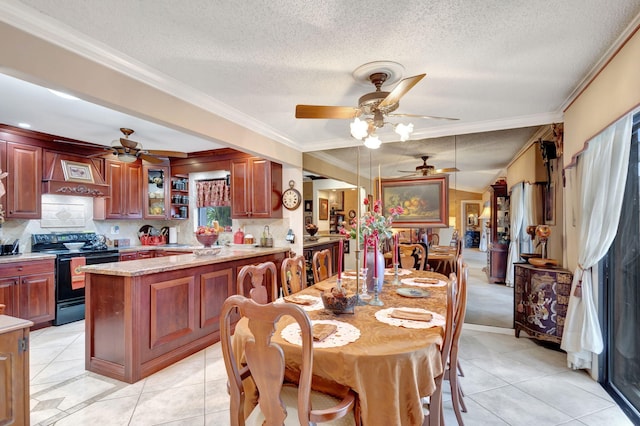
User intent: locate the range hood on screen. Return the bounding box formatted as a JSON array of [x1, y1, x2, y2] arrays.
[[42, 151, 110, 197]]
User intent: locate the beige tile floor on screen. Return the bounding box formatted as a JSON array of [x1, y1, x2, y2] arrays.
[[27, 249, 632, 425], [28, 321, 632, 425]]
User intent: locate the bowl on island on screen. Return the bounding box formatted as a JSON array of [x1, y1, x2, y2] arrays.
[[195, 226, 219, 248], [63, 242, 85, 251]]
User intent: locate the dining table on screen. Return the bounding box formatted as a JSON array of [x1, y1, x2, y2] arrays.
[[427, 245, 457, 276], [232, 267, 450, 426]]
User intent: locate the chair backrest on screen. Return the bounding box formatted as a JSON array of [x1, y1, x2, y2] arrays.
[[281, 255, 307, 296], [0, 303, 5, 315], [221, 295, 314, 425], [453, 262, 468, 346], [312, 249, 333, 283], [237, 262, 278, 303], [426, 273, 456, 426], [398, 243, 427, 270]]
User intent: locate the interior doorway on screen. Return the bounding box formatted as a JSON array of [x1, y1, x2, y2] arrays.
[[461, 200, 482, 249]]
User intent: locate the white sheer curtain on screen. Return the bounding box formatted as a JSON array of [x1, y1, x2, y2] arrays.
[[505, 183, 524, 286], [505, 183, 535, 286], [521, 184, 537, 253], [561, 113, 633, 369]]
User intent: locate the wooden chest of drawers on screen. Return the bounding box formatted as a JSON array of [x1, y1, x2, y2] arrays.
[[514, 263, 573, 344]]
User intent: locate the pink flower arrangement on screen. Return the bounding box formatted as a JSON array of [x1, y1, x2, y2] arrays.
[[342, 199, 404, 248]]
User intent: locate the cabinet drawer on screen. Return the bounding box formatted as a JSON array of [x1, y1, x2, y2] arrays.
[[0, 259, 54, 278]]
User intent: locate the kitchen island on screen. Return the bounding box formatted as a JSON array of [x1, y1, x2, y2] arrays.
[[80, 246, 289, 383]]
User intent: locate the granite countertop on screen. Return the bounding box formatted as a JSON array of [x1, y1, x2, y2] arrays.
[[0, 253, 57, 264], [117, 244, 195, 253], [0, 314, 33, 333], [79, 246, 291, 277]]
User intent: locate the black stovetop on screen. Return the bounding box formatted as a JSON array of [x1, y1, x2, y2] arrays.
[[31, 232, 112, 254]]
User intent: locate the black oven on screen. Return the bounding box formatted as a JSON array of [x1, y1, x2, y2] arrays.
[[54, 250, 120, 325], [31, 232, 120, 325]]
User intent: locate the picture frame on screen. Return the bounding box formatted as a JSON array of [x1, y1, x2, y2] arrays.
[[61, 160, 94, 183], [304, 215, 312, 226], [319, 197, 329, 220], [381, 176, 449, 228], [304, 200, 313, 212], [329, 190, 344, 212]]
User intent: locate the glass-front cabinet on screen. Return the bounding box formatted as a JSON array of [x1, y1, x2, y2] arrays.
[[143, 164, 170, 219], [487, 181, 509, 283]]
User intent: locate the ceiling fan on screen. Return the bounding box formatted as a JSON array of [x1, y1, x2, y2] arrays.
[[295, 63, 458, 143], [106, 128, 188, 164], [398, 155, 459, 176]]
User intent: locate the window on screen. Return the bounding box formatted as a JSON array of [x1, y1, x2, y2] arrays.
[[602, 112, 640, 423]]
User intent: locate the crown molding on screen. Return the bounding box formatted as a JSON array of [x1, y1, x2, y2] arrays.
[[0, 2, 299, 150]]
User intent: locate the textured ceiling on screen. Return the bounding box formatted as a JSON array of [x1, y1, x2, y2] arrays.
[[1, 0, 640, 192]]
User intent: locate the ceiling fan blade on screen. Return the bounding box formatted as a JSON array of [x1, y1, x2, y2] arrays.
[[119, 137, 140, 149], [434, 167, 460, 174], [145, 150, 188, 158], [139, 153, 165, 164], [377, 74, 426, 110], [397, 170, 419, 173], [295, 105, 360, 119], [387, 113, 459, 121]]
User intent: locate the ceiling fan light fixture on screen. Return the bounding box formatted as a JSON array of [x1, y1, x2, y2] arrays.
[[394, 122, 414, 141], [117, 152, 138, 163], [363, 134, 381, 149], [350, 117, 369, 140]]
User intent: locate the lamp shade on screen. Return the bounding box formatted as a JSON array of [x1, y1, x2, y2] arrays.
[[479, 205, 491, 220]]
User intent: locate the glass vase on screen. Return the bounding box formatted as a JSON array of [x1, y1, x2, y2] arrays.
[[365, 249, 385, 293]]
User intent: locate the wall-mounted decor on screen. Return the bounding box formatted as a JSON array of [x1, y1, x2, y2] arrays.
[[61, 160, 94, 183], [329, 190, 344, 211], [319, 198, 329, 220], [381, 176, 449, 228], [544, 182, 555, 225], [304, 200, 312, 212]]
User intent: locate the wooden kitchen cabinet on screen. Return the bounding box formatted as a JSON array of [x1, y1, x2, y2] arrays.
[[94, 160, 143, 219], [231, 157, 282, 218], [143, 164, 171, 219], [514, 263, 572, 344], [0, 259, 55, 327], [170, 174, 189, 220], [3, 141, 42, 219], [0, 315, 33, 426], [120, 250, 155, 261]]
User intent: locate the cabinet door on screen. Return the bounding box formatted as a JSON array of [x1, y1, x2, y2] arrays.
[[143, 165, 170, 219], [231, 159, 250, 217], [125, 162, 143, 218], [6, 142, 42, 218], [0, 277, 18, 317], [249, 158, 271, 217], [18, 272, 55, 324], [0, 327, 29, 426], [200, 268, 234, 329], [103, 160, 126, 218]]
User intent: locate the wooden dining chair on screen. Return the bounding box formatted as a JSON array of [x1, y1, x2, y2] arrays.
[[422, 273, 456, 426], [398, 243, 427, 270], [281, 255, 307, 296], [446, 260, 469, 426], [0, 303, 5, 315], [220, 294, 360, 425], [312, 249, 333, 283], [237, 262, 278, 304]]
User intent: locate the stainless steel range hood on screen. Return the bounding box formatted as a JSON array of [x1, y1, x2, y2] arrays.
[[42, 151, 110, 197]]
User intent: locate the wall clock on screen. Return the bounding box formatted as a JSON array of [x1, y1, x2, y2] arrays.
[[281, 180, 302, 211], [348, 209, 357, 219]]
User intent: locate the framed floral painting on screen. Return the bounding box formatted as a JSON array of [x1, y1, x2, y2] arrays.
[[380, 176, 449, 228]]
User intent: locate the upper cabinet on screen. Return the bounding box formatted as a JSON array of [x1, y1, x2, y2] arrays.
[[170, 174, 189, 220], [231, 157, 282, 218], [94, 160, 143, 220], [143, 164, 170, 219], [3, 141, 42, 219]]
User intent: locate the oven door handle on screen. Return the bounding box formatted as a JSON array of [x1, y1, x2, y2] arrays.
[[58, 254, 120, 263]]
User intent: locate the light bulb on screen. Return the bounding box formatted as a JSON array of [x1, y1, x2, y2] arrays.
[[394, 122, 414, 142], [350, 117, 369, 140], [363, 135, 381, 149]]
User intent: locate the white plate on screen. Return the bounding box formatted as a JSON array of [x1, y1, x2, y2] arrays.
[[396, 287, 430, 298]]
